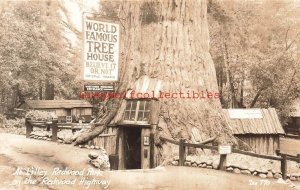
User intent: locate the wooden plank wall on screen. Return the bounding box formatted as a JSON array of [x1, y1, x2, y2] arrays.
[[86, 127, 118, 156], [237, 135, 279, 155]]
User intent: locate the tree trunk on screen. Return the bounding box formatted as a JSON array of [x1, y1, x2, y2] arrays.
[[238, 78, 245, 108], [76, 0, 235, 145], [39, 81, 43, 100], [250, 88, 263, 108], [45, 80, 54, 100]]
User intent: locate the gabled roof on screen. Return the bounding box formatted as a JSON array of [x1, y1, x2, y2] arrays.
[[222, 108, 285, 135], [24, 100, 93, 109]]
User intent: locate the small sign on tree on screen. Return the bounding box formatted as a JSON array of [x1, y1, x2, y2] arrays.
[[84, 84, 114, 92]]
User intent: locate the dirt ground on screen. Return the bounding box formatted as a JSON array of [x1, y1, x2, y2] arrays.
[[0, 133, 299, 190]]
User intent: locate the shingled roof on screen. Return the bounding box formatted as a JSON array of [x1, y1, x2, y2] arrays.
[[25, 100, 93, 109], [222, 108, 285, 135]]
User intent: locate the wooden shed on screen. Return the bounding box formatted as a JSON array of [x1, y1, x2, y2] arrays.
[[86, 76, 161, 170], [222, 108, 285, 155], [285, 100, 300, 136], [19, 100, 93, 123]]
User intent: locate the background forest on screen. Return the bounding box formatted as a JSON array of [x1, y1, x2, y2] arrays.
[[208, 0, 300, 123], [0, 0, 299, 124]]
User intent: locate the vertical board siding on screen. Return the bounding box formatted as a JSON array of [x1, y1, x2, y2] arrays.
[[86, 127, 118, 156], [236, 135, 279, 155]]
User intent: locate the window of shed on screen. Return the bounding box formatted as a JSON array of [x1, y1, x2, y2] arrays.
[[124, 100, 150, 122]]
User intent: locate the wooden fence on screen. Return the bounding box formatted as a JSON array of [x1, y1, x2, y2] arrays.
[[25, 117, 91, 142], [160, 137, 300, 180], [25, 117, 116, 154]]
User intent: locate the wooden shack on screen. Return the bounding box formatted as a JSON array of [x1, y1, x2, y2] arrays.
[[285, 100, 300, 136], [19, 100, 93, 123], [86, 76, 161, 170], [222, 108, 285, 155]]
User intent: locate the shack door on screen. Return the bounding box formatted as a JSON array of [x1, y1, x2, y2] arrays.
[[124, 127, 141, 169]]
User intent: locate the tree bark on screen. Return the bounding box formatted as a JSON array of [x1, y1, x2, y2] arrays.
[[76, 0, 236, 145]]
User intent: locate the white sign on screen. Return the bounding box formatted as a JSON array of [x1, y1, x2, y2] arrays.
[[228, 109, 263, 119], [218, 145, 232, 155], [83, 19, 119, 81]]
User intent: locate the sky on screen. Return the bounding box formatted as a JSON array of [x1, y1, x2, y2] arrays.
[[63, 0, 99, 31], [61, 0, 100, 45]]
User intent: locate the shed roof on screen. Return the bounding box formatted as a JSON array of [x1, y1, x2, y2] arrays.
[[291, 100, 300, 117], [222, 108, 285, 135], [24, 100, 93, 109]]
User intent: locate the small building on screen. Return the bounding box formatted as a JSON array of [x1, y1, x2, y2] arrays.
[[222, 108, 285, 155], [19, 100, 93, 123], [285, 100, 300, 136]]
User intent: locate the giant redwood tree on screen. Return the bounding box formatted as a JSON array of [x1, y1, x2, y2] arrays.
[[75, 0, 236, 148]]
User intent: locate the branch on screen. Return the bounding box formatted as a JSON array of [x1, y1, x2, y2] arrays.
[[198, 136, 217, 145], [250, 88, 263, 108], [283, 69, 297, 100], [285, 27, 290, 50], [272, 31, 300, 65], [285, 31, 300, 51], [60, 20, 81, 37]]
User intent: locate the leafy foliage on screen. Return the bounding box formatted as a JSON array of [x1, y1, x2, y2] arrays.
[[0, 1, 80, 110], [208, 0, 300, 123]]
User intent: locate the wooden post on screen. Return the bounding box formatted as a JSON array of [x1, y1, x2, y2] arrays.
[[179, 139, 186, 166], [118, 128, 125, 170], [218, 154, 227, 171], [109, 154, 119, 170], [25, 117, 32, 138], [52, 119, 58, 142], [150, 132, 155, 168], [281, 154, 287, 180], [141, 128, 151, 169]]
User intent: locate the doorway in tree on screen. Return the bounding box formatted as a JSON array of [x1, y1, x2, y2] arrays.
[[124, 127, 141, 169]]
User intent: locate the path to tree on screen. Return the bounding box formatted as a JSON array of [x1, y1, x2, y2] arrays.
[[0, 133, 297, 190]]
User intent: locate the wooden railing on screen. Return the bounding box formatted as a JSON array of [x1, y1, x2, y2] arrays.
[[25, 118, 59, 141], [160, 137, 300, 180], [25, 117, 92, 142]]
